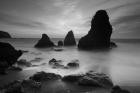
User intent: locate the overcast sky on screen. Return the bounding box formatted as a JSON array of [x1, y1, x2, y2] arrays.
[[0, 0, 140, 38]]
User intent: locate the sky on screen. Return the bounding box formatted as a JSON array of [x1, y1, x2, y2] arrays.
[[0, 0, 140, 38]]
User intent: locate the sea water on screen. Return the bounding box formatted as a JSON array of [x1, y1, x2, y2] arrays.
[[0, 38, 140, 93]]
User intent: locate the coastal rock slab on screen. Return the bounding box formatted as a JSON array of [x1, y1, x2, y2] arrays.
[[78, 10, 116, 49], [64, 30, 76, 46], [34, 34, 55, 48]]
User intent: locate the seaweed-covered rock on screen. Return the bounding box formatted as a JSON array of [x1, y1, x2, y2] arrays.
[[29, 71, 62, 82], [34, 34, 55, 48], [78, 10, 116, 49], [64, 31, 76, 46], [0, 31, 11, 38], [0, 42, 22, 74]]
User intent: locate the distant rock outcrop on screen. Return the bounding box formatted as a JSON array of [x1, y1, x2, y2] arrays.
[[64, 30, 76, 46], [34, 34, 55, 48], [78, 10, 116, 49], [0, 31, 11, 38], [0, 42, 22, 74]]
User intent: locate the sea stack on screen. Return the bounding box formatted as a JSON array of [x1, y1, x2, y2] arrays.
[[64, 30, 76, 46], [0, 42, 22, 74], [78, 10, 116, 49], [0, 31, 11, 38], [34, 34, 55, 48]]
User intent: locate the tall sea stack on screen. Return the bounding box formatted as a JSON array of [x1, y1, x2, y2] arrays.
[[64, 30, 76, 46], [78, 10, 116, 49]]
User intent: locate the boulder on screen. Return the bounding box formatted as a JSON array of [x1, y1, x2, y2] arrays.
[[111, 86, 131, 93], [58, 41, 63, 46], [8, 66, 22, 71], [0, 42, 22, 74], [78, 10, 116, 49], [34, 34, 55, 48], [64, 30, 76, 46], [29, 71, 62, 82], [0, 31, 11, 38], [62, 71, 113, 88]]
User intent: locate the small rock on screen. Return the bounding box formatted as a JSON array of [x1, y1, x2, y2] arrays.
[[111, 86, 131, 93], [58, 41, 63, 46]]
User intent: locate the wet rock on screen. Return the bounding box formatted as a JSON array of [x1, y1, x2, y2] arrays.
[[62, 74, 84, 82], [0, 42, 22, 74], [78, 10, 116, 49], [34, 34, 55, 48], [64, 30, 76, 46], [22, 79, 41, 88], [0, 31, 11, 38], [58, 41, 63, 46], [17, 59, 32, 67], [62, 71, 113, 88], [79, 71, 113, 88], [111, 86, 131, 93], [29, 71, 62, 82]]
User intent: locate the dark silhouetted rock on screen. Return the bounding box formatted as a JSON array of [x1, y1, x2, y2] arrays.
[[67, 62, 79, 68], [62, 71, 113, 88], [34, 34, 55, 48], [64, 30, 76, 46], [8, 66, 22, 71], [0, 42, 22, 74], [29, 71, 62, 82], [78, 10, 116, 49], [0, 31, 11, 38], [58, 41, 63, 46], [111, 86, 131, 93]]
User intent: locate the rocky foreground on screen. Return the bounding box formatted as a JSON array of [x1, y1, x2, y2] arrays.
[[0, 71, 130, 93]]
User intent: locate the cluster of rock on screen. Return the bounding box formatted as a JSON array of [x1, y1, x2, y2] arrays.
[[0, 71, 131, 93], [48, 58, 79, 69], [0, 31, 11, 38], [78, 10, 116, 49], [34, 30, 76, 48], [0, 42, 22, 74]]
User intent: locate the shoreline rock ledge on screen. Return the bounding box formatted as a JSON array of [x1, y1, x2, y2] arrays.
[[78, 10, 117, 50], [64, 30, 76, 46], [34, 34, 55, 48]]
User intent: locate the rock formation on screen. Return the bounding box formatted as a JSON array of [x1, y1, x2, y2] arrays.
[[0, 42, 22, 74], [78, 10, 116, 49], [34, 34, 55, 48], [0, 31, 11, 38], [64, 30, 76, 46], [58, 40, 63, 46]]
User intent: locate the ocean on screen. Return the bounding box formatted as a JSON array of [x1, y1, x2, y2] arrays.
[[0, 38, 140, 93]]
